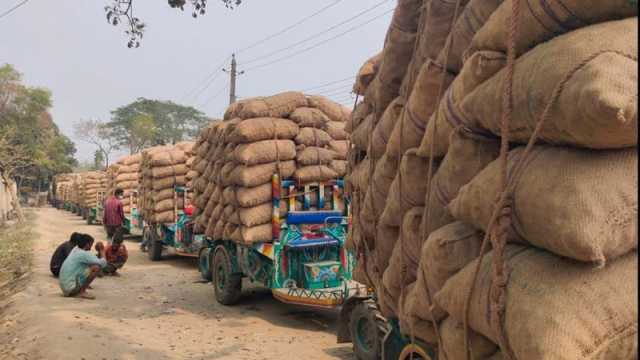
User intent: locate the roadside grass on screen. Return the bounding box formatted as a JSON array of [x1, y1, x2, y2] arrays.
[[0, 211, 35, 297]]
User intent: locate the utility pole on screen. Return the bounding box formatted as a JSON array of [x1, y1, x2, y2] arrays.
[[224, 54, 244, 105]]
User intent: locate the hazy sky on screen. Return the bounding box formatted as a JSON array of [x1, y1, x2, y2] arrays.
[[0, 0, 392, 162]]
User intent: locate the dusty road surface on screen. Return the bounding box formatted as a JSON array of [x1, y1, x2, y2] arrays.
[[1, 208, 354, 360]]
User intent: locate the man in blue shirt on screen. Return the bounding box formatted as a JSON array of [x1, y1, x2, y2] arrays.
[[59, 234, 107, 300]]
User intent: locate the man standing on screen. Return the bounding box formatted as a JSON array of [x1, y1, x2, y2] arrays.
[[50, 232, 81, 277], [59, 234, 106, 300], [103, 188, 125, 243]]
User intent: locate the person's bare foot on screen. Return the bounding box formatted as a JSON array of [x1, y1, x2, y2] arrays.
[[77, 292, 96, 300]]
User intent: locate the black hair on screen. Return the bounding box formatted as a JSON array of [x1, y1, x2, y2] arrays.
[[114, 188, 124, 197], [75, 234, 95, 249], [69, 232, 82, 246]]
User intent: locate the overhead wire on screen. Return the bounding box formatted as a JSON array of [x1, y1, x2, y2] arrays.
[[200, 83, 229, 107], [243, 8, 394, 73], [180, 55, 231, 103], [0, 0, 29, 20], [235, 0, 345, 54], [239, 0, 392, 66], [300, 75, 355, 92]]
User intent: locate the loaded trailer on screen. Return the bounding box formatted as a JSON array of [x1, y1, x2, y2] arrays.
[[144, 174, 367, 308]]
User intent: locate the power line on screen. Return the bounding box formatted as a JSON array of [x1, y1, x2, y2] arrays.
[[0, 0, 29, 20], [300, 76, 355, 92], [239, 0, 392, 66], [243, 8, 394, 73], [236, 0, 344, 54], [201, 83, 229, 107], [180, 55, 231, 103], [314, 84, 354, 96]]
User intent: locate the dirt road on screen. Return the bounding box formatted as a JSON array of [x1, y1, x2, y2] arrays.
[[1, 208, 353, 360]]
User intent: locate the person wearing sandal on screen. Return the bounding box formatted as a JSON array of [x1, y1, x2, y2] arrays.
[[58, 234, 106, 300]]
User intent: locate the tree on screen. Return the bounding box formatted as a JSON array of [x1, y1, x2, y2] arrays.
[[94, 150, 105, 170], [73, 118, 119, 167], [107, 98, 208, 154], [0, 64, 77, 221], [105, 0, 241, 47]]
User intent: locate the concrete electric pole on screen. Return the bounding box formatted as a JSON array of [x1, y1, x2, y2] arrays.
[[224, 54, 244, 105]]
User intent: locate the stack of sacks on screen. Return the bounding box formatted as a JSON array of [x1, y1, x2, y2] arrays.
[[190, 92, 349, 242], [68, 174, 82, 206], [139, 143, 192, 224], [346, 0, 638, 357], [110, 153, 142, 214], [54, 174, 74, 204], [191, 122, 219, 233], [79, 171, 107, 209]]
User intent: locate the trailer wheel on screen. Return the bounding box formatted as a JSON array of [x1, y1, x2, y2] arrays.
[[198, 247, 212, 281], [86, 215, 93, 225], [350, 300, 384, 360], [212, 245, 242, 305], [147, 227, 163, 261]]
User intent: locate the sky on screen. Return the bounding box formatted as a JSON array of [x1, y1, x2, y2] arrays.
[[0, 0, 392, 162]]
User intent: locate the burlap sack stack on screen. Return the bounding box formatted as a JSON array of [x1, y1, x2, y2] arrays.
[[139, 142, 194, 225], [190, 92, 350, 245], [346, 0, 638, 358], [54, 174, 74, 204], [110, 153, 142, 214], [78, 171, 107, 210]]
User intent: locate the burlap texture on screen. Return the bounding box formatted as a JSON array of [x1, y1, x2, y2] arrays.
[[296, 147, 334, 166], [295, 128, 332, 147], [450, 146, 637, 264], [435, 246, 638, 360], [232, 140, 296, 166], [235, 91, 308, 119]]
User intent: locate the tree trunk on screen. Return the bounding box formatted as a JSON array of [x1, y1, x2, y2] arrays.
[[1, 172, 25, 223]]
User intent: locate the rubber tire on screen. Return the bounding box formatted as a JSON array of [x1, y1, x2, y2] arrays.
[[350, 300, 384, 360], [212, 246, 242, 305], [148, 227, 163, 261], [198, 247, 213, 281], [86, 215, 93, 225]]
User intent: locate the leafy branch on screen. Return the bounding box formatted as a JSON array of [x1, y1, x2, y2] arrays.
[[105, 0, 242, 48]]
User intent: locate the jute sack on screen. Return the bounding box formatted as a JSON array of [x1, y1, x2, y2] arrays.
[[435, 246, 638, 360], [295, 128, 332, 147], [153, 198, 184, 213], [153, 211, 175, 224], [436, 0, 504, 74], [345, 101, 373, 134], [353, 53, 382, 96], [235, 91, 308, 120], [349, 157, 370, 194], [373, 224, 400, 277], [419, 51, 506, 158], [381, 207, 423, 315], [151, 164, 188, 179], [223, 222, 238, 239], [330, 160, 347, 177], [150, 150, 187, 166], [235, 183, 272, 208], [351, 113, 374, 153], [222, 186, 235, 206], [420, 127, 499, 236], [380, 148, 430, 227], [467, 0, 638, 62], [360, 154, 398, 238], [397, 282, 439, 344], [450, 145, 638, 264], [152, 176, 186, 191], [406, 222, 483, 329], [219, 162, 235, 186], [289, 107, 330, 128], [294, 165, 339, 183], [307, 95, 348, 123], [152, 188, 176, 203], [194, 158, 207, 174], [325, 121, 348, 140], [115, 180, 138, 190], [328, 141, 348, 160], [213, 220, 225, 240], [386, 60, 456, 159], [462, 18, 638, 150], [391, 0, 422, 32], [237, 202, 272, 227], [438, 317, 498, 360], [175, 141, 195, 153], [373, 25, 417, 117], [122, 153, 142, 165], [233, 140, 296, 166], [115, 173, 138, 182], [223, 143, 236, 162], [231, 160, 296, 188], [231, 223, 273, 244], [227, 118, 300, 144], [296, 147, 334, 166], [371, 97, 404, 160]]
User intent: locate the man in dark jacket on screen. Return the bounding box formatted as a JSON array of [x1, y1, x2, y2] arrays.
[[103, 188, 125, 243], [50, 232, 81, 277]]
